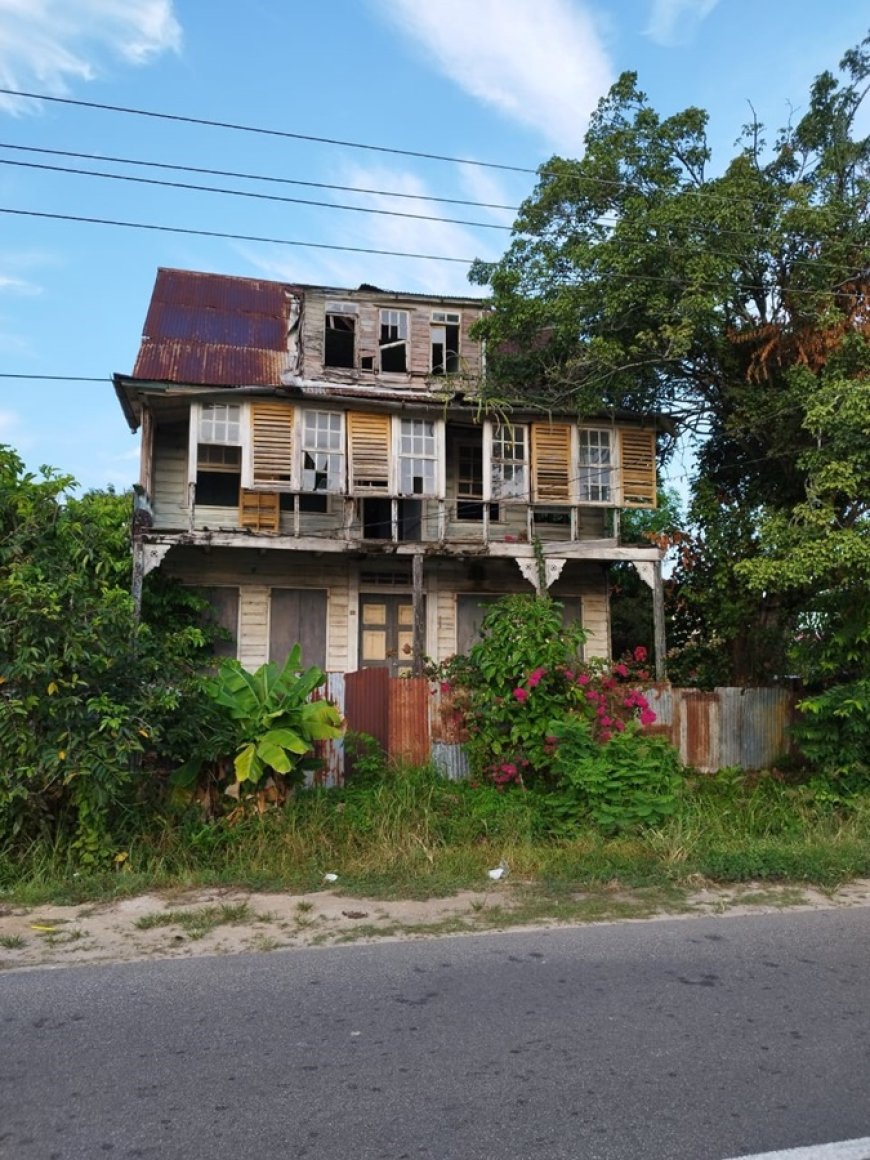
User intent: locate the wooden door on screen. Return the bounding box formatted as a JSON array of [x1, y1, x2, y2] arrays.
[[269, 588, 327, 670], [358, 595, 419, 676]]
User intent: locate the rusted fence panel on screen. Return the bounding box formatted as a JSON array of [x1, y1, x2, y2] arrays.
[[325, 676, 797, 783]]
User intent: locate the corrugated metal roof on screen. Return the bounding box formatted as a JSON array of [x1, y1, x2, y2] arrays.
[[133, 269, 294, 386]]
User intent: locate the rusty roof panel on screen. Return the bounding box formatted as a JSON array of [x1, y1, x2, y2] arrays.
[[133, 340, 288, 385], [143, 301, 287, 349], [388, 677, 430, 766]]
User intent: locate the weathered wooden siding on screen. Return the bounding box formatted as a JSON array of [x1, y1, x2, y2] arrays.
[[151, 422, 188, 529]]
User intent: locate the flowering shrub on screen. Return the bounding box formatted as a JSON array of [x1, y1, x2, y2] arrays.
[[430, 596, 661, 790]]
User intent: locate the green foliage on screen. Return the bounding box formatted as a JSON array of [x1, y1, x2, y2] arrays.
[[793, 681, 870, 791], [0, 446, 220, 862], [547, 715, 683, 833], [470, 34, 870, 709], [176, 645, 343, 794]]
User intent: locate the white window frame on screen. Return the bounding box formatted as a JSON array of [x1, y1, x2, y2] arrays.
[[395, 417, 441, 498], [578, 427, 615, 504], [430, 310, 461, 375], [489, 421, 529, 501], [190, 400, 246, 496], [379, 308, 410, 373], [300, 409, 345, 494]]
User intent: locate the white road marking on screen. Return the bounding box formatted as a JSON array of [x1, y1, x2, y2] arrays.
[[724, 1139, 870, 1160]]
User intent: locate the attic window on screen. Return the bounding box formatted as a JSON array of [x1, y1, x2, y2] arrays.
[[379, 309, 408, 373], [199, 403, 241, 444], [431, 311, 460, 375], [324, 302, 356, 369]]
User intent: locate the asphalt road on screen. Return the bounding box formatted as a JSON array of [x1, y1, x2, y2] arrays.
[[2, 908, 869, 1160]]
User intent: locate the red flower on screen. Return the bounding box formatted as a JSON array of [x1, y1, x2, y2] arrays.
[[633, 646, 648, 663]]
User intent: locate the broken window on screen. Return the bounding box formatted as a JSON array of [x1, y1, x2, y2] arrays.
[[578, 428, 613, 503], [431, 311, 461, 375], [398, 418, 437, 496], [491, 423, 528, 500], [196, 403, 242, 506], [324, 302, 357, 369], [301, 410, 344, 493], [379, 309, 409, 373], [456, 440, 498, 521]]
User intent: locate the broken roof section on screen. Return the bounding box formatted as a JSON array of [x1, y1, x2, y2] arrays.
[[132, 268, 296, 386]]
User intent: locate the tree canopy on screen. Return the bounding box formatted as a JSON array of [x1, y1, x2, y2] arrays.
[[472, 33, 869, 696]]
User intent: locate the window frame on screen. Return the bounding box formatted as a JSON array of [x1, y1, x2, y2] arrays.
[[430, 310, 461, 375], [190, 401, 245, 507], [300, 409, 346, 495], [395, 416, 440, 498], [578, 427, 615, 505], [489, 421, 529, 501], [323, 301, 357, 370], [379, 308, 410, 374]]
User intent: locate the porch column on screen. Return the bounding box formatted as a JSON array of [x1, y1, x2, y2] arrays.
[[631, 559, 667, 681], [412, 552, 426, 676]]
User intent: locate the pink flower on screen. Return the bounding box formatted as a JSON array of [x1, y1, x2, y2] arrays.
[[500, 762, 517, 775], [634, 646, 648, 663], [640, 708, 657, 726], [513, 687, 528, 703], [603, 677, 616, 691], [599, 730, 612, 743], [613, 719, 625, 732], [527, 667, 546, 688], [577, 673, 590, 686], [586, 690, 599, 703], [599, 715, 612, 728], [613, 663, 629, 679], [439, 680, 451, 694]]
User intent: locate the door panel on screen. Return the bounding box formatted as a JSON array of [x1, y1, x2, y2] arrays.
[[358, 595, 421, 676], [269, 588, 327, 670]]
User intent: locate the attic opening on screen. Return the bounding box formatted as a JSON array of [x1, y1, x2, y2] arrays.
[[324, 303, 357, 369], [379, 309, 408, 373], [431, 311, 460, 375]]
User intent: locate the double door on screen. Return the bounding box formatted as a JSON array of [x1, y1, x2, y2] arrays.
[[359, 595, 419, 676]]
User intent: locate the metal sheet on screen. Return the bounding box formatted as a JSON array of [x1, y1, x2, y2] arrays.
[[388, 678, 430, 766], [431, 742, 470, 781]]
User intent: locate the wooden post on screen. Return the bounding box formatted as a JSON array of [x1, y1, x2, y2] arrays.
[[412, 553, 425, 677], [653, 559, 667, 681]]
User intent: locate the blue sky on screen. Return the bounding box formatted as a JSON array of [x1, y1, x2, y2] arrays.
[[0, 0, 867, 493]]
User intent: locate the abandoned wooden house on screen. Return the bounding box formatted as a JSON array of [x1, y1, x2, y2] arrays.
[[114, 268, 667, 678]]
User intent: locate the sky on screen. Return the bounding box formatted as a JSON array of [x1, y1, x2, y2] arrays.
[[0, 0, 867, 493]]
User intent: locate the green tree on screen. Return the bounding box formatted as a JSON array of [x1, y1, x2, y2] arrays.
[[471, 34, 869, 691], [0, 446, 218, 860]]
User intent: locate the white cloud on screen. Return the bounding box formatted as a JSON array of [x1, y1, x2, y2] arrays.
[[374, 0, 612, 154], [240, 164, 502, 299], [0, 407, 24, 441], [645, 0, 720, 47], [0, 272, 42, 295], [0, 0, 182, 113]]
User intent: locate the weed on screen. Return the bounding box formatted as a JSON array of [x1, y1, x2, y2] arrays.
[[0, 934, 24, 949], [135, 902, 251, 940]]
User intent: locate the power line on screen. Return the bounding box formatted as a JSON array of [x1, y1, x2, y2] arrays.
[[0, 206, 477, 263], [4, 206, 865, 296], [0, 87, 535, 175], [0, 142, 517, 212], [0, 373, 110, 382], [0, 156, 512, 232], [3, 86, 867, 218]]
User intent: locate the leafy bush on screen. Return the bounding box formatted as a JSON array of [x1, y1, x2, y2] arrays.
[[172, 646, 343, 802], [793, 680, 870, 793], [432, 594, 658, 790], [547, 715, 684, 833]]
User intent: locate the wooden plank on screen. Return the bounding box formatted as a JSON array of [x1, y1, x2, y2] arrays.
[[620, 428, 657, 508], [269, 588, 328, 670], [251, 401, 294, 488], [532, 422, 573, 502]]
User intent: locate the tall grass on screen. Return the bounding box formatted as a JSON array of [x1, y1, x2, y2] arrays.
[[2, 764, 869, 904]]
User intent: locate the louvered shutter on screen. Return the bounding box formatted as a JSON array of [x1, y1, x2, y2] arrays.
[[620, 428, 657, 508], [251, 402, 294, 488], [531, 423, 572, 502], [348, 412, 391, 492], [239, 489, 280, 533]]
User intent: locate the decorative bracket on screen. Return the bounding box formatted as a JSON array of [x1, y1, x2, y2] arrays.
[[515, 556, 566, 594], [141, 542, 172, 576], [631, 560, 657, 591]]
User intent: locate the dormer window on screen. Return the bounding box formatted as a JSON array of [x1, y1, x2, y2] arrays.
[[324, 302, 357, 369], [379, 309, 409, 373], [431, 311, 460, 375]]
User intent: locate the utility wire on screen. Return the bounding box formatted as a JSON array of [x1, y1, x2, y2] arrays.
[[3, 86, 868, 218], [0, 143, 517, 212], [0, 157, 511, 231], [4, 207, 865, 296], [0, 87, 534, 175], [7, 152, 865, 280]]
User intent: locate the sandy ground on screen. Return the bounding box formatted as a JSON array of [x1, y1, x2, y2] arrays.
[[2, 879, 870, 973]]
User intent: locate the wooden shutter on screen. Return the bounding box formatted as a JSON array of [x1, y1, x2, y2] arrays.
[[620, 428, 657, 508], [531, 423, 572, 502], [348, 412, 391, 492], [239, 488, 280, 532], [251, 401, 294, 488]]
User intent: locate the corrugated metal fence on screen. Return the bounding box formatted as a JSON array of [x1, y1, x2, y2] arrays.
[[315, 673, 798, 784]]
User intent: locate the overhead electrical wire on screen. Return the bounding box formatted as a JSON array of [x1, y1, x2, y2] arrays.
[[2, 86, 866, 218], [1, 207, 863, 297], [0, 142, 518, 211], [0, 156, 512, 231]]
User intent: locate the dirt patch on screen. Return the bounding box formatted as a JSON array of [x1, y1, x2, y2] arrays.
[[1, 879, 869, 972]]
